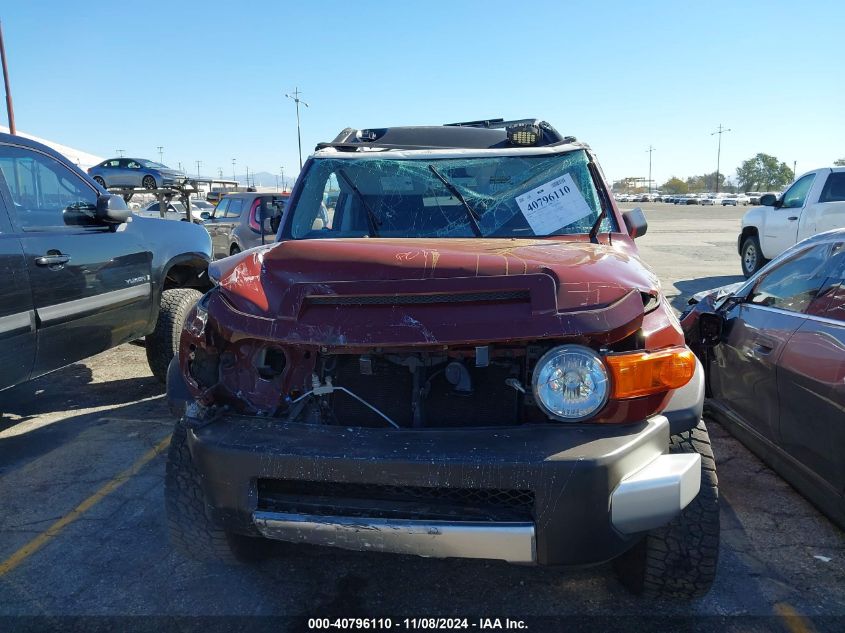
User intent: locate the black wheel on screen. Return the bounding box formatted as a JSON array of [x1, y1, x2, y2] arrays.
[[230, 244, 240, 256], [740, 235, 766, 278], [146, 288, 202, 383], [142, 175, 157, 190], [165, 420, 272, 564], [614, 419, 720, 600], [93, 176, 106, 188]]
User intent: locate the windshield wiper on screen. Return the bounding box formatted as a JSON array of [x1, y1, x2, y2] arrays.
[[336, 168, 381, 237], [587, 162, 608, 244], [428, 164, 482, 237]]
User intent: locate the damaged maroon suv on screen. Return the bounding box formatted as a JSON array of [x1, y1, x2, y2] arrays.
[[165, 119, 719, 599]]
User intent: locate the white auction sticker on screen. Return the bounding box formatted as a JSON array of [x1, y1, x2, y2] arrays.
[[515, 173, 593, 234]]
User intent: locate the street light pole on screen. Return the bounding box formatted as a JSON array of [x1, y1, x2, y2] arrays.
[[0, 20, 17, 135], [232, 158, 236, 184], [285, 87, 309, 170], [646, 145, 655, 193], [157, 146, 164, 163], [280, 166, 285, 192], [711, 125, 731, 195], [195, 160, 202, 178]]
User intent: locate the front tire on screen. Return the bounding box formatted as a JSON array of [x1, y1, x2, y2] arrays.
[[614, 420, 720, 600], [93, 176, 106, 188], [165, 420, 271, 564], [740, 235, 766, 278], [146, 288, 202, 383], [230, 244, 240, 256], [142, 175, 158, 190]]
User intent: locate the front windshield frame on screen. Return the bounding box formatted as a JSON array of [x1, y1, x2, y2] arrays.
[[281, 150, 617, 240]]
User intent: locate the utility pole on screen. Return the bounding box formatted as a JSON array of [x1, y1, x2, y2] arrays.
[[116, 149, 125, 157], [793, 160, 797, 179], [285, 87, 309, 169], [280, 166, 285, 192], [217, 167, 223, 179], [157, 146, 164, 163], [0, 20, 16, 135], [246, 166, 250, 188], [711, 125, 731, 195], [195, 160, 202, 178], [646, 145, 656, 193], [232, 158, 237, 184]]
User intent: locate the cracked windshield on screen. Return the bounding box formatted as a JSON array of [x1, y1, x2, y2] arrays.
[[288, 150, 616, 238]]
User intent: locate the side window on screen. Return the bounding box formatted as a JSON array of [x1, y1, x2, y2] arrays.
[[0, 145, 99, 230], [819, 173, 845, 203], [748, 243, 832, 313], [104, 160, 120, 168], [126, 160, 141, 169], [781, 173, 816, 209], [213, 198, 229, 218], [226, 199, 244, 218], [807, 244, 845, 320]]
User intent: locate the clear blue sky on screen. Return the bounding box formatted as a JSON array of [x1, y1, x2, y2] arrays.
[[2, 0, 842, 186]]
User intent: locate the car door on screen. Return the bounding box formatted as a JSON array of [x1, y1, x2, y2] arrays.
[[804, 171, 845, 237], [0, 188, 35, 390], [204, 197, 228, 258], [762, 173, 816, 259], [219, 197, 244, 256], [777, 243, 845, 493], [0, 142, 153, 378], [711, 241, 833, 442]]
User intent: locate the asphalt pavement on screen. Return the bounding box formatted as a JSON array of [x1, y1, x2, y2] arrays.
[[1, 204, 843, 633]]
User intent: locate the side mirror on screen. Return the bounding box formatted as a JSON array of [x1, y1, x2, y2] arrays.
[[698, 312, 725, 346], [760, 193, 777, 206], [622, 207, 648, 238], [96, 194, 131, 224], [200, 211, 211, 220]]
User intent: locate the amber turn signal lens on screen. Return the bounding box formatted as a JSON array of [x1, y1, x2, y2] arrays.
[[605, 347, 696, 399]]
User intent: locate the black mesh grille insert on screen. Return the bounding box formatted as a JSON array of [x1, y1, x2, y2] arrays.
[[257, 479, 535, 522], [306, 289, 529, 306]]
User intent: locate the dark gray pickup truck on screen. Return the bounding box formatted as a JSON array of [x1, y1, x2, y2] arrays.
[[0, 132, 212, 391]]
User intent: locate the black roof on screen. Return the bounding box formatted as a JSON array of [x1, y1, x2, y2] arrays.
[[316, 119, 575, 152]]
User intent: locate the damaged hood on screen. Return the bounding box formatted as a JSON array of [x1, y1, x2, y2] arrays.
[[211, 238, 659, 312], [206, 238, 658, 348]]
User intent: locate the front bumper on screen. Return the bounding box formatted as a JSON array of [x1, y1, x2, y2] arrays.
[[184, 412, 701, 566]]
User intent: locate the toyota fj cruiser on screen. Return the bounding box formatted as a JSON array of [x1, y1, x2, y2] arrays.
[[165, 119, 719, 599]]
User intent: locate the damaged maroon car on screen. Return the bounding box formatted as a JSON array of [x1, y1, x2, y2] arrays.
[[164, 119, 719, 599]]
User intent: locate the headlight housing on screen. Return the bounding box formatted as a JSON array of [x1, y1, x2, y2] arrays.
[[532, 345, 610, 422]]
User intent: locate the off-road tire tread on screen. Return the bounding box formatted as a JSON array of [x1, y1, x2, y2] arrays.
[[614, 419, 720, 600], [146, 288, 202, 383], [164, 421, 244, 564]]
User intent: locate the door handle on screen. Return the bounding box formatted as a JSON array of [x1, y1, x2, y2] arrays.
[[35, 253, 71, 266], [787, 216, 798, 221]]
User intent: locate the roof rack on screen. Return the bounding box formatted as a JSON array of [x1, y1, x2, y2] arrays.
[[315, 119, 575, 152]]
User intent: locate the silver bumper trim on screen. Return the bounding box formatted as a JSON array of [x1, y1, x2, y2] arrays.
[[253, 511, 536, 563], [610, 452, 701, 534]]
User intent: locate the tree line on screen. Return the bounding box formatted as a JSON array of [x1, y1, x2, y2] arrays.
[[615, 153, 842, 194]]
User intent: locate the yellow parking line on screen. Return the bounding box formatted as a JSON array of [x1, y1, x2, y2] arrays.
[[774, 602, 817, 633], [0, 434, 171, 577]]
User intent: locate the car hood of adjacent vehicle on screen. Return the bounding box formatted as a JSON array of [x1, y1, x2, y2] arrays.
[[210, 237, 659, 316]]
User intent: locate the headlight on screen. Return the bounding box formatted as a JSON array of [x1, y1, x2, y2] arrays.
[[532, 345, 609, 422]]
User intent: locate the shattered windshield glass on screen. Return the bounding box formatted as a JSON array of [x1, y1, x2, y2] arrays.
[[285, 150, 616, 239]]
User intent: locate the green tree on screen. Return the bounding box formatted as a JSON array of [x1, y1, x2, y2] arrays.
[[834, 158, 845, 167], [736, 154, 794, 191], [661, 177, 688, 194]]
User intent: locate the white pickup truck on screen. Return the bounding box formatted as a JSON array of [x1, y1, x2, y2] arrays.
[[738, 167, 845, 277]]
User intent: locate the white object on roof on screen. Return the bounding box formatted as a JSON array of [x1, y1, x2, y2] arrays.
[[0, 125, 103, 170]]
